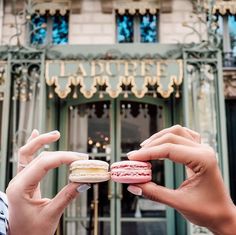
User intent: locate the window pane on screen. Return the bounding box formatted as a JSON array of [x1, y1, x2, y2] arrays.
[[117, 14, 134, 43], [31, 14, 47, 45], [140, 13, 157, 43], [52, 13, 69, 45], [228, 15, 236, 55]]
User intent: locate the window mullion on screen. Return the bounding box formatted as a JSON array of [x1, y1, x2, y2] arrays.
[[134, 13, 140, 43], [47, 14, 53, 45], [223, 15, 231, 52]]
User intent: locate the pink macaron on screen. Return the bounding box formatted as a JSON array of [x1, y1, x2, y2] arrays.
[[110, 160, 152, 184]]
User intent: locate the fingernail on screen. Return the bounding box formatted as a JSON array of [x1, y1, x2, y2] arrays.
[[127, 185, 142, 196], [32, 129, 39, 134], [75, 152, 89, 160], [140, 138, 150, 147], [127, 150, 138, 156], [77, 184, 91, 193], [49, 130, 60, 135]]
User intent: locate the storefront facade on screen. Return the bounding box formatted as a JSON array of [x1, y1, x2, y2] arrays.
[[0, 0, 234, 234]]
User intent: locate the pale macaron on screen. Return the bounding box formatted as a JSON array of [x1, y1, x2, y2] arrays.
[[110, 160, 152, 184], [69, 160, 110, 183]]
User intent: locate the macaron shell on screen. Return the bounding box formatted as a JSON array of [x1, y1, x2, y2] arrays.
[[69, 173, 110, 183], [69, 159, 110, 183], [111, 175, 151, 184], [110, 160, 152, 184]]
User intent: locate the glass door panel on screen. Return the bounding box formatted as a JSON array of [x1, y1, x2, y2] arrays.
[[65, 101, 112, 235], [119, 100, 167, 235], [63, 97, 172, 235]]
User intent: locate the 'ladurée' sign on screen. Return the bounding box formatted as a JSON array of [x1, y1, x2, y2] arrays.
[[46, 59, 183, 99]]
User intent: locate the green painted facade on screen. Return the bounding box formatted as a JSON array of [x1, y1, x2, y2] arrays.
[[0, 41, 229, 234]]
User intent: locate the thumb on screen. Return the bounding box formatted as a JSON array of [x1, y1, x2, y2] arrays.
[[46, 183, 91, 217], [128, 182, 180, 209]]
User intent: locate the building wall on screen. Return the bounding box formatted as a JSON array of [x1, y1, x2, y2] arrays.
[[0, 0, 206, 46]]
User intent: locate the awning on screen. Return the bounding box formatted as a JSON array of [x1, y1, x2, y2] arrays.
[[46, 59, 183, 99]]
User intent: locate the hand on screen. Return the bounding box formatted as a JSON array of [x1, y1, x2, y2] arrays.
[[127, 125, 236, 235], [6, 130, 89, 235]]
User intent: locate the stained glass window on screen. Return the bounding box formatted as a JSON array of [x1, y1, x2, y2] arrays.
[[30, 12, 69, 45], [31, 14, 47, 45], [52, 14, 69, 45], [228, 15, 236, 55], [140, 13, 157, 43], [117, 14, 134, 43]]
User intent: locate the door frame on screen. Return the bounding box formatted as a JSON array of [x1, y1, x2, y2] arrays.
[[114, 96, 175, 235], [57, 94, 179, 235]]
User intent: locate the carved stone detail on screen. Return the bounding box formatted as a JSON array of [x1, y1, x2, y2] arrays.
[[115, 0, 160, 15], [160, 0, 172, 13], [11, 0, 81, 15], [101, 0, 114, 13], [224, 70, 236, 98], [211, 0, 236, 15]]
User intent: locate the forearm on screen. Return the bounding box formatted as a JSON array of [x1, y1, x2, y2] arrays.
[[208, 204, 236, 235]]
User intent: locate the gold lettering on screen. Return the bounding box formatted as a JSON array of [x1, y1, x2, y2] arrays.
[[77, 63, 87, 76], [141, 61, 154, 76], [91, 61, 104, 76], [124, 61, 137, 76], [106, 61, 120, 76], [157, 61, 168, 77]]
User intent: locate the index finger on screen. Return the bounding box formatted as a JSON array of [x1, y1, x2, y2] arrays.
[[128, 144, 202, 169], [19, 151, 88, 190], [141, 125, 200, 147], [19, 131, 60, 159]]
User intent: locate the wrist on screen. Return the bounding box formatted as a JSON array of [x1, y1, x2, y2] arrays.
[[208, 204, 236, 235]]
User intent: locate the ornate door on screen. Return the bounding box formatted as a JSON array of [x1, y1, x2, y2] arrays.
[[59, 95, 175, 235]]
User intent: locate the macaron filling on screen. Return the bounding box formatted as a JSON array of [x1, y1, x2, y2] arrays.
[[70, 168, 108, 174]]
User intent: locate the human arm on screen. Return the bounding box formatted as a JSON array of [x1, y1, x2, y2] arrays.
[[6, 130, 89, 235], [127, 125, 236, 235]]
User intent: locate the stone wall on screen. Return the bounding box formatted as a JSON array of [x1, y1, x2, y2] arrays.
[[0, 0, 207, 46]]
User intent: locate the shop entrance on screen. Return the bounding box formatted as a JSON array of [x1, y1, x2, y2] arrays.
[[59, 95, 175, 235]]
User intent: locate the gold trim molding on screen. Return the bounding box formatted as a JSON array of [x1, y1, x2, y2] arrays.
[[46, 59, 183, 99]]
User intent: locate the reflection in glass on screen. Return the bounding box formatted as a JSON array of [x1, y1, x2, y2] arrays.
[[228, 15, 236, 55], [140, 13, 157, 43], [66, 102, 111, 235], [120, 102, 161, 153], [187, 64, 217, 149], [117, 14, 134, 43], [122, 222, 166, 235], [31, 14, 47, 45], [120, 101, 166, 234], [52, 13, 69, 45]]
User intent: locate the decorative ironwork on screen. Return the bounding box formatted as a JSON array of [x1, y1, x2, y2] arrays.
[[9, 50, 42, 102], [0, 62, 6, 86], [30, 13, 47, 45]]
